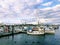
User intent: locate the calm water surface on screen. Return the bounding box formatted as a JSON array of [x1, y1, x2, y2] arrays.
[[0, 27, 60, 45]]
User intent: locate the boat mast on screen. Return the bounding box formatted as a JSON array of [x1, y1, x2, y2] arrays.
[[35, 9, 40, 27]]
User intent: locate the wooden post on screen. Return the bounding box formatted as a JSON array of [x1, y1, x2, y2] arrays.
[[11, 25, 14, 35], [3, 25, 6, 33], [44, 27, 45, 35]]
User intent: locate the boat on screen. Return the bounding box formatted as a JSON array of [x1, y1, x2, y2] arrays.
[[0, 27, 4, 33], [14, 26, 27, 33], [14, 27, 23, 33], [45, 30, 55, 34], [45, 27, 55, 34], [27, 26, 44, 35]]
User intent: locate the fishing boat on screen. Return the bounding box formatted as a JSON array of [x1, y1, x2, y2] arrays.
[[27, 26, 44, 35], [45, 30, 55, 34], [45, 27, 55, 34]]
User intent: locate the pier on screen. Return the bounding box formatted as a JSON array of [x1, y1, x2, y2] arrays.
[[0, 24, 59, 37]]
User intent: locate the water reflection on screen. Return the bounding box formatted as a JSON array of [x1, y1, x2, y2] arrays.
[[11, 35, 14, 45], [0, 27, 60, 45]]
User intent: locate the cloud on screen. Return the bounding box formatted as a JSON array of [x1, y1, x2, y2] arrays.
[[41, 4, 60, 11], [42, 1, 53, 6], [37, 4, 60, 24], [58, 0, 60, 1], [52, 4, 60, 11], [0, 0, 60, 24], [25, 0, 43, 6]]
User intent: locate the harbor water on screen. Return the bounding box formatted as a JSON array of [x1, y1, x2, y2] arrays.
[[0, 26, 60, 45]]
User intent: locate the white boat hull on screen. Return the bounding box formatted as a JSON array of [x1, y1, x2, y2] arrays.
[[27, 31, 44, 35], [45, 30, 55, 34]]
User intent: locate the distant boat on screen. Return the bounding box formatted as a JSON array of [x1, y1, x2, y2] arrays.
[[0, 27, 4, 33], [14, 28, 22, 33], [27, 27, 44, 35], [14, 26, 27, 33], [45, 27, 55, 34], [14, 27, 22, 33], [45, 30, 55, 34]]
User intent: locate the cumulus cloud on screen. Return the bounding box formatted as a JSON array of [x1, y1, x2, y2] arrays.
[[42, 1, 53, 6], [25, 0, 43, 6], [0, 0, 42, 23], [52, 4, 60, 11], [37, 4, 60, 24], [41, 4, 60, 11], [0, 0, 60, 24]]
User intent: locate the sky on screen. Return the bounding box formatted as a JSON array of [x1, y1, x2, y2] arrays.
[[0, 0, 60, 24]]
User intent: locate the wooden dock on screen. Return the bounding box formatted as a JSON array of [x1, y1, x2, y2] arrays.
[[0, 24, 59, 37]]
